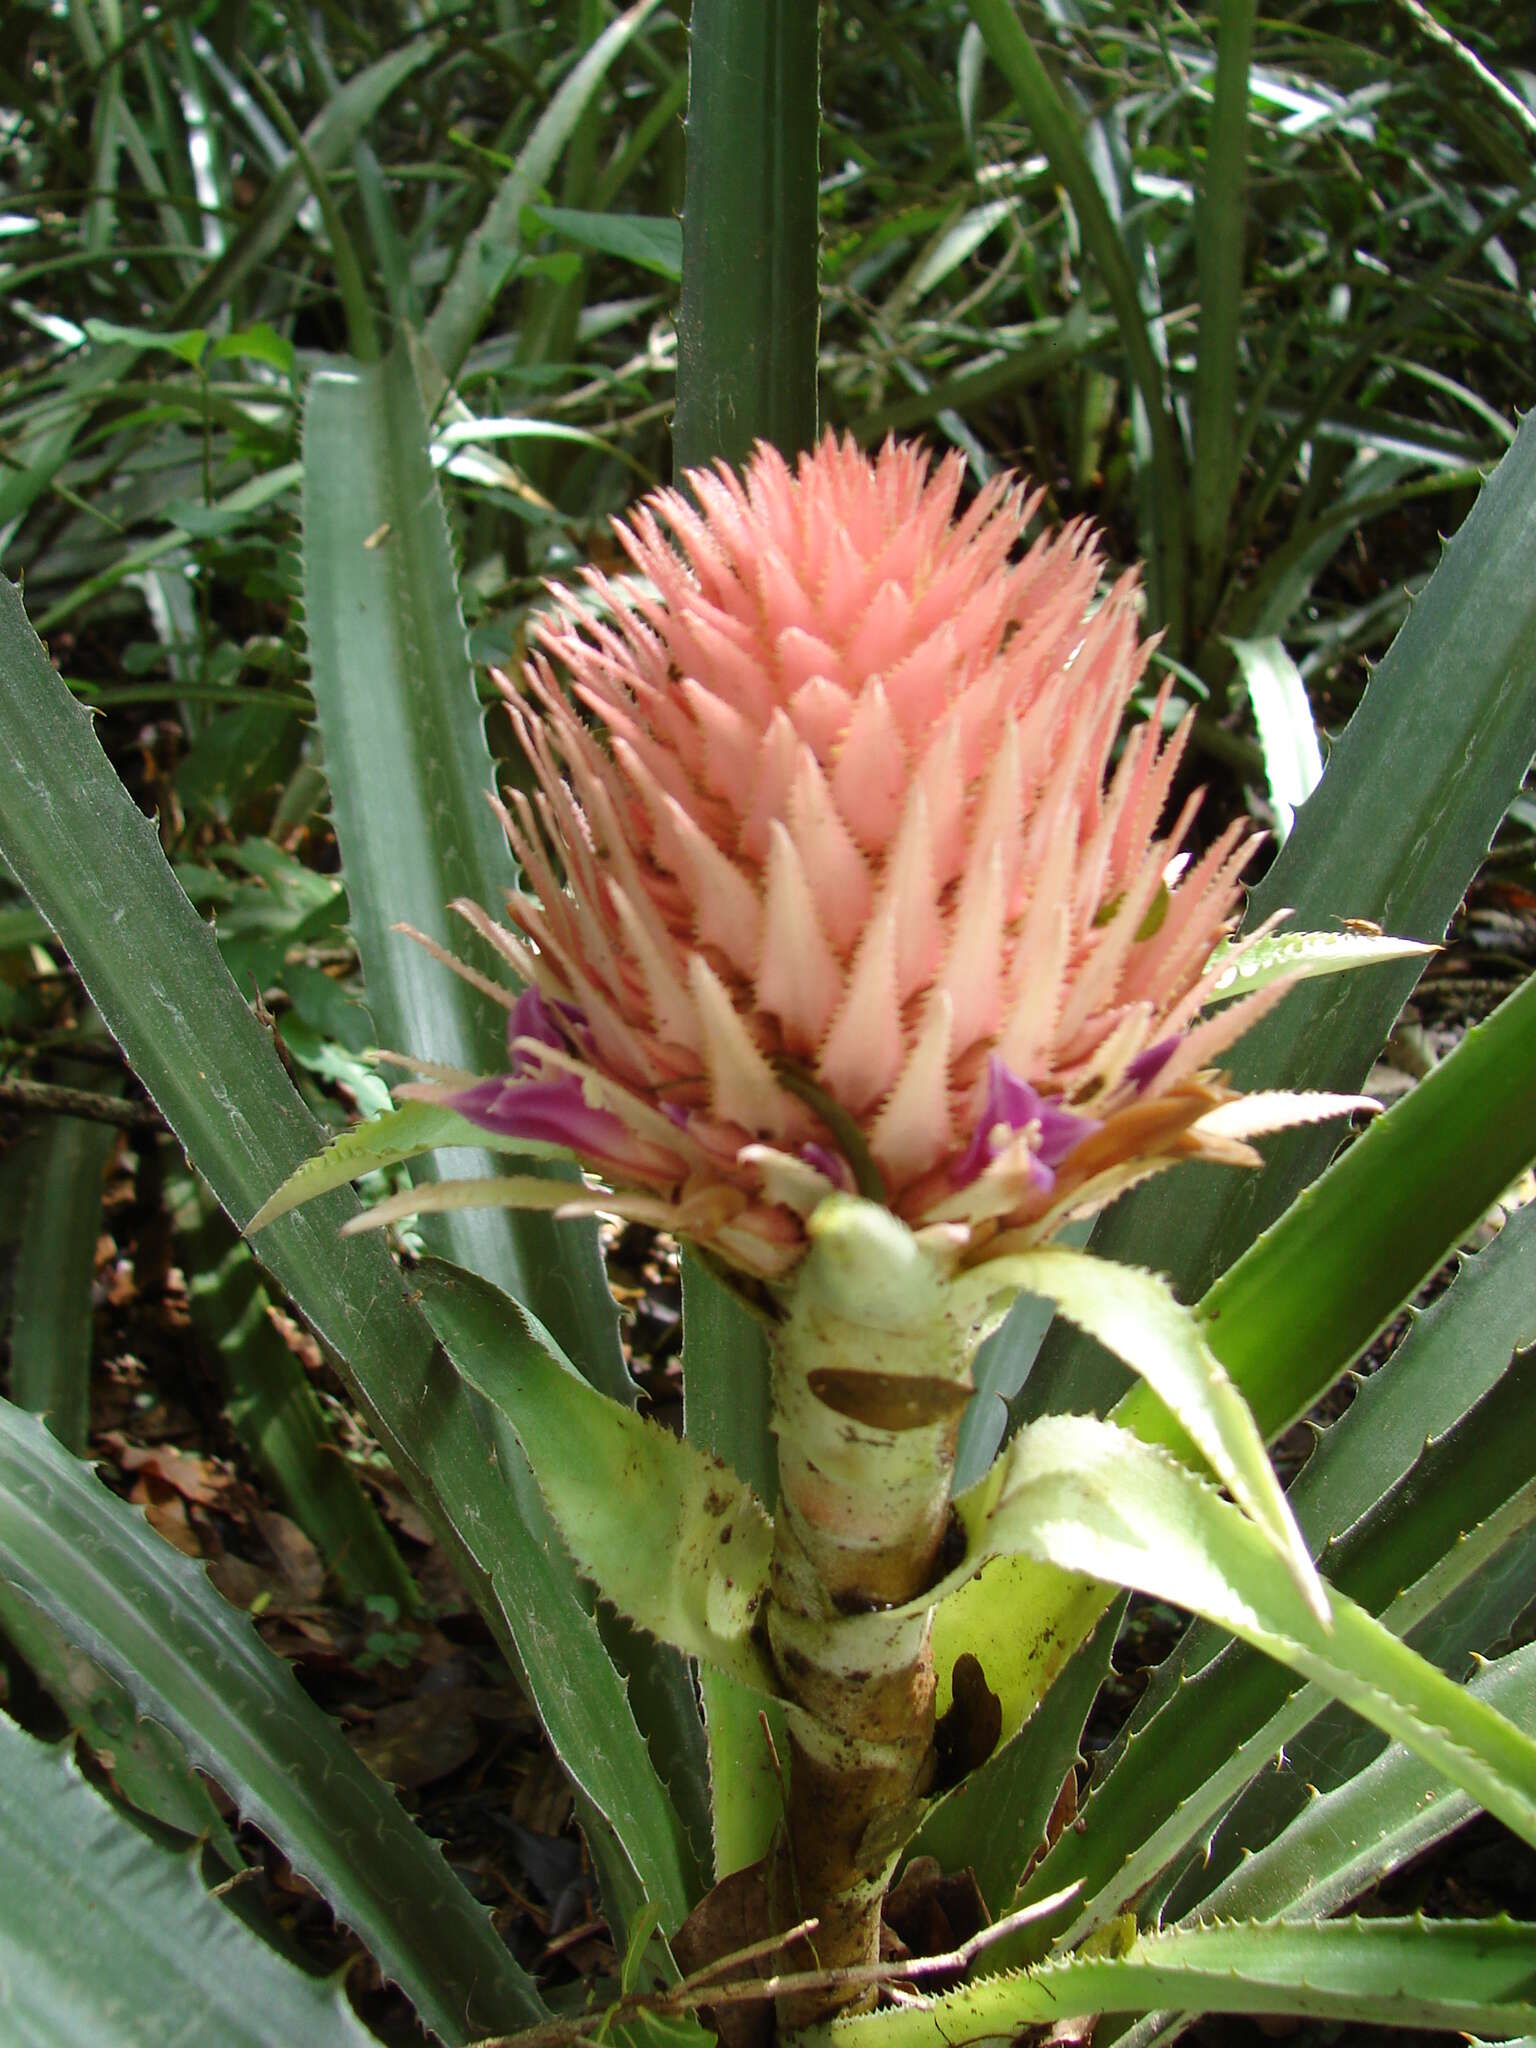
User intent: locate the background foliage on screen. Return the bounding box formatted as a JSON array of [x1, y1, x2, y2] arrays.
[[3, 3, 1536, 2044]]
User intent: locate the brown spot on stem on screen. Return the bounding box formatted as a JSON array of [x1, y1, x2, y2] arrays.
[[808, 1367, 972, 1431]]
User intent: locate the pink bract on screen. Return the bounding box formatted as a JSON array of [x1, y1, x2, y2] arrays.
[[427, 435, 1325, 1279]]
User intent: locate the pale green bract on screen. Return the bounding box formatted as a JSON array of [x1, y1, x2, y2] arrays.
[[1203, 926, 1434, 1005]]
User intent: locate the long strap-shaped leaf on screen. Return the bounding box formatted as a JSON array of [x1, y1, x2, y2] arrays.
[[1045, 408, 1536, 1389], [674, 0, 821, 470], [424, 0, 662, 383], [972, 966, 1536, 1738], [1016, 1349, 1536, 1960], [0, 1578, 243, 1869], [813, 1918, 1536, 2047], [935, 1244, 1325, 1739], [0, 1400, 541, 2044], [937, 976, 1536, 1928], [300, 343, 626, 1398], [945, 1415, 1536, 1859], [0, 1715, 377, 2048], [680, 1249, 784, 1881], [299, 353, 715, 1861], [0, 575, 692, 1938], [1164, 965, 1536, 1443], [964, 0, 1187, 644], [1207, 1639, 1536, 1926], [1082, 1199, 1536, 1942], [1188, 0, 1256, 633], [1110, 1660, 1536, 2048], [6, 1097, 115, 1455], [174, 1176, 416, 1609]]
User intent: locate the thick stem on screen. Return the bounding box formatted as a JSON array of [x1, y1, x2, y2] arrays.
[[761, 1202, 978, 2022]]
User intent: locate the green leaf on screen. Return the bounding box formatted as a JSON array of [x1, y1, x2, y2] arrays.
[[1227, 634, 1324, 841], [952, 1249, 1323, 1616], [81, 316, 209, 362], [0, 1586, 242, 1869], [236, 59, 379, 365], [247, 1099, 562, 1234], [0, 575, 692, 1948], [6, 1095, 116, 1455], [1288, 1194, 1536, 1538], [174, 39, 438, 332], [35, 463, 304, 633], [300, 344, 627, 1400], [911, 1602, 1120, 1916], [1059, 408, 1536, 1354], [814, 1918, 1536, 2046], [1030, 959, 1536, 1463], [526, 205, 682, 281], [848, 310, 1114, 443], [952, 1217, 1094, 1493], [1170, 965, 1536, 1445], [0, 1400, 545, 2044], [963, 0, 1186, 644], [680, 1250, 783, 1880], [209, 322, 295, 374], [673, 0, 821, 471], [1200, 925, 1433, 1005], [162, 496, 258, 539], [425, 0, 663, 381], [414, 1260, 775, 1694], [1017, 1341, 1536, 1962], [947, 1415, 1536, 1862], [0, 1715, 376, 2048], [1188, 2, 1256, 631], [1201, 1640, 1536, 1925], [172, 1177, 417, 1610], [0, 901, 54, 950], [930, 1550, 1108, 1747], [1149, 1205, 1536, 1922], [902, 197, 1015, 302]]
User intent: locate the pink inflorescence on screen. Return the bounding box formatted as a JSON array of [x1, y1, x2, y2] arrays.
[[426, 435, 1319, 1278]]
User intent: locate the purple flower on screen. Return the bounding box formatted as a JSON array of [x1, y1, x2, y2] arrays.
[[800, 1142, 855, 1192], [507, 986, 580, 1075], [1126, 1036, 1179, 1092], [950, 1056, 1101, 1191], [450, 1074, 631, 1158]]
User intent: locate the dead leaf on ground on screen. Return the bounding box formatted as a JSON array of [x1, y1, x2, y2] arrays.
[[884, 1855, 986, 1967], [131, 1478, 202, 1555], [253, 1509, 325, 1603], [351, 1689, 482, 1788], [106, 1433, 231, 1506]]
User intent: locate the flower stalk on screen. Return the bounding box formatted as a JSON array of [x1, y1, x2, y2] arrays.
[[764, 1204, 976, 2007]]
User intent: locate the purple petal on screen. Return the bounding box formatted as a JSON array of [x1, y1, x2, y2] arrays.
[[506, 986, 583, 1075], [449, 1074, 630, 1157], [949, 1056, 1101, 1190], [800, 1142, 854, 1192], [1126, 1035, 1179, 1092]]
